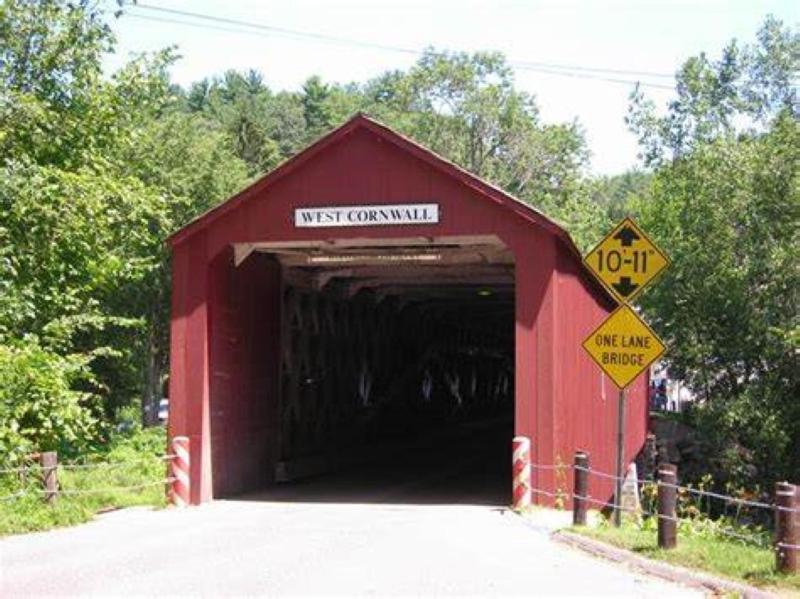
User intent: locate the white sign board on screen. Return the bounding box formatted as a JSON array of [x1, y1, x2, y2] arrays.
[[294, 203, 439, 228]]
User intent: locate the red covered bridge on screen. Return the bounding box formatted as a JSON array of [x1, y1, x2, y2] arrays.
[[167, 114, 648, 506]]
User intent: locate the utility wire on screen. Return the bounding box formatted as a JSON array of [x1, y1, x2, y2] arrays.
[[133, 2, 674, 78], [125, 4, 675, 91], [511, 64, 674, 90], [510, 59, 673, 80], [133, 3, 420, 56]]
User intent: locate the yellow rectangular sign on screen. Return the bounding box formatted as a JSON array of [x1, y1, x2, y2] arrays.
[[583, 217, 669, 304], [582, 305, 666, 389]]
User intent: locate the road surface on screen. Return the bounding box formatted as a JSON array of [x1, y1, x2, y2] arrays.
[[1, 429, 700, 597]]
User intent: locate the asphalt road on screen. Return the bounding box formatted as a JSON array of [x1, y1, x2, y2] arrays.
[[1, 428, 700, 597]]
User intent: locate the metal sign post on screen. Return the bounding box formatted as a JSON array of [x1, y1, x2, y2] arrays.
[[583, 304, 666, 526], [582, 217, 670, 528], [582, 304, 665, 526], [614, 388, 625, 527]]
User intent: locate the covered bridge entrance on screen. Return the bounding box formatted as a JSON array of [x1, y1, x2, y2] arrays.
[[167, 115, 648, 505]]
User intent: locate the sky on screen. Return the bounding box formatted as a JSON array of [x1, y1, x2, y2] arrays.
[[105, 0, 798, 175]]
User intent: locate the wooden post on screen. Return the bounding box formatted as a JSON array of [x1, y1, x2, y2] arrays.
[[573, 451, 589, 526], [775, 482, 798, 574], [657, 463, 677, 549], [40, 451, 58, 504]]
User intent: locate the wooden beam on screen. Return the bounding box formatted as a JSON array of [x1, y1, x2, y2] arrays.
[[245, 234, 506, 251], [311, 264, 512, 285], [275, 247, 513, 268], [344, 276, 513, 297], [351, 273, 511, 287], [313, 269, 354, 290]]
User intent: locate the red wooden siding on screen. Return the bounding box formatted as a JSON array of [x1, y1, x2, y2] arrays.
[[208, 250, 282, 496]]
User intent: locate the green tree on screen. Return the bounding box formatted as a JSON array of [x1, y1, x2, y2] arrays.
[[368, 50, 589, 198], [0, 0, 112, 108], [0, 341, 98, 460], [590, 170, 651, 222], [265, 91, 307, 158], [301, 75, 334, 138], [0, 1, 249, 445], [182, 70, 316, 175], [629, 17, 799, 485], [627, 15, 798, 166], [187, 70, 279, 175]]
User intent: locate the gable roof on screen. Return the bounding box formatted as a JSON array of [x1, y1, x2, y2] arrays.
[[168, 114, 584, 258]]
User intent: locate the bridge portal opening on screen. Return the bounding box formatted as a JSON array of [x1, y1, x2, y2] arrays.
[[215, 236, 515, 505]]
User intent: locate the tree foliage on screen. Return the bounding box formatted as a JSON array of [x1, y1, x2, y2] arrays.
[[629, 17, 799, 484], [0, 341, 97, 459], [0, 1, 249, 453], [627, 16, 798, 167]]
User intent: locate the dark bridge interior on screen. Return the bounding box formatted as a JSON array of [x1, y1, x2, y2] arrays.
[[236, 236, 515, 505]]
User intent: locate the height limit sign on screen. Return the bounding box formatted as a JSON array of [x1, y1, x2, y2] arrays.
[[584, 217, 669, 304]]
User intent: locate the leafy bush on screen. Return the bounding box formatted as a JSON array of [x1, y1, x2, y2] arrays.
[[0, 341, 98, 461], [0, 425, 167, 535], [638, 475, 772, 548]]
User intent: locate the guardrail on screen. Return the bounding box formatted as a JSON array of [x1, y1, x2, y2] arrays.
[[0, 436, 191, 508], [512, 441, 799, 574]]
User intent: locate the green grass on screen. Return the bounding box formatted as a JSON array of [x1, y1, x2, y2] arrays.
[[0, 426, 168, 535], [571, 522, 800, 594]]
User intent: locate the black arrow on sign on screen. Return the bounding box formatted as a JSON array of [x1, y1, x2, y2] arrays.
[[612, 277, 639, 297], [614, 225, 640, 247]]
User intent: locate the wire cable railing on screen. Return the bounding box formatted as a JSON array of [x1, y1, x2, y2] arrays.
[[571, 463, 797, 514], [524, 454, 800, 571], [522, 459, 798, 561], [0, 454, 179, 503]]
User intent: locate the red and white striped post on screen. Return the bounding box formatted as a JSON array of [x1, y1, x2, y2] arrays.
[[512, 436, 532, 510], [169, 436, 190, 507]]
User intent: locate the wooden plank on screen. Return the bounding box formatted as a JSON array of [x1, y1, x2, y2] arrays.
[[275, 248, 513, 268], [241, 234, 506, 251]]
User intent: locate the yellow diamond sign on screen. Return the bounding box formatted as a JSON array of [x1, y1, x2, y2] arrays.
[[582, 305, 666, 389], [584, 217, 669, 303]]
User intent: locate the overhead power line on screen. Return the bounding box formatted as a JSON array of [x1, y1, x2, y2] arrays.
[[125, 3, 676, 91], [510, 63, 674, 89], [512, 59, 674, 80], [133, 3, 421, 56]]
